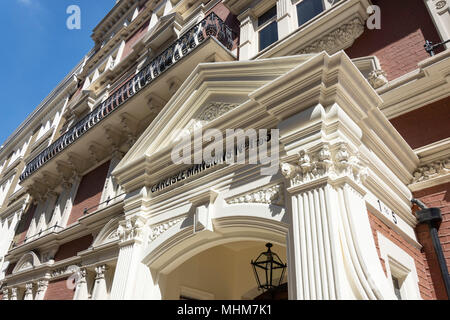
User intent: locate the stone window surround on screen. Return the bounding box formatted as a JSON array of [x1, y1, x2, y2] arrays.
[[237, 0, 334, 60], [423, 0, 450, 49], [377, 232, 422, 300]]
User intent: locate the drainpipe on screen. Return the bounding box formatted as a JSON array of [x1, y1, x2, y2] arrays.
[[412, 198, 450, 299]]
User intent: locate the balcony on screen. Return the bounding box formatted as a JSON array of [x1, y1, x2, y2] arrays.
[[19, 12, 236, 193]]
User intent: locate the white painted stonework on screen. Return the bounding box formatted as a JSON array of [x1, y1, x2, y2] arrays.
[[106, 51, 421, 300]]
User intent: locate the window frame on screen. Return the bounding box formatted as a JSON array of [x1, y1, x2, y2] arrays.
[[377, 232, 422, 300], [257, 6, 279, 52]]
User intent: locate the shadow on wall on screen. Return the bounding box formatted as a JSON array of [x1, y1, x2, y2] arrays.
[[345, 0, 443, 80]]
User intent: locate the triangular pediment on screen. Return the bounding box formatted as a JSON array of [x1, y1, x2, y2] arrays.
[[115, 55, 316, 172]]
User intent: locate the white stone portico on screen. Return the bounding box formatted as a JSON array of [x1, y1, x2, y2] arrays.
[[107, 51, 420, 300]]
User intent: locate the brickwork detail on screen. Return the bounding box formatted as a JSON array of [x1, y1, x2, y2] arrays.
[[368, 211, 437, 299], [346, 0, 442, 81], [44, 278, 75, 300]]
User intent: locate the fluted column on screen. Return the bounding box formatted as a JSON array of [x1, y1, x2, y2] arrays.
[[92, 265, 108, 300], [282, 143, 394, 300], [110, 216, 147, 300], [73, 268, 89, 300]]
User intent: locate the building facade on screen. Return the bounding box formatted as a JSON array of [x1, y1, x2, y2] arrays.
[[0, 0, 449, 300]]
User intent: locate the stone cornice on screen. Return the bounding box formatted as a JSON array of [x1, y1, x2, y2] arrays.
[[378, 49, 450, 119]]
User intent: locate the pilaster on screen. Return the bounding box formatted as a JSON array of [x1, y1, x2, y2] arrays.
[[73, 268, 89, 300], [237, 9, 257, 60], [24, 283, 34, 300], [110, 215, 147, 300], [35, 280, 49, 300], [92, 265, 108, 300]]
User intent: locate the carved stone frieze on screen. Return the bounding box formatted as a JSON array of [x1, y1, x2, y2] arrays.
[[412, 157, 450, 183], [298, 18, 364, 55], [149, 216, 186, 242], [281, 143, 368, 187], [197, 102, 239, 122], [51, 264, 80, 278], [226, 184, 284, 205]]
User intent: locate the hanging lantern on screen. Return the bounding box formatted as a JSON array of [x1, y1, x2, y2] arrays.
[[251, 243, 287, 292]]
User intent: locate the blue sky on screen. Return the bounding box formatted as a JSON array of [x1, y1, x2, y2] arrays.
[[0, 0, 114, 145]]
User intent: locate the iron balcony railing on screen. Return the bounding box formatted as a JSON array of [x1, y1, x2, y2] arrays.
[[425, 39, 450, 56], [20, 12, 235, 182]]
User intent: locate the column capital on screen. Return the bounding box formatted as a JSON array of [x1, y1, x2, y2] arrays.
[[2, 288, 8, 300], [281, 142, 368, 193], [95, 265, 108, 280], [10, 287, 18, 300], [117, 216, 146, 245]]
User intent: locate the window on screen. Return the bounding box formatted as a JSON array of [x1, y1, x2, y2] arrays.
[[391, 276, 403, 300], [296, 0, 324, 27], [377, 232, 422, 299], [258, 6, 278, 51]]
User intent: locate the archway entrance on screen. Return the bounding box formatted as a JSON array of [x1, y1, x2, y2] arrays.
[[158, 241, 288, 300]]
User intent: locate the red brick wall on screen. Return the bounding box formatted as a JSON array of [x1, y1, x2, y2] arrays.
[[346, 0, 442, 81], [121, 19, 150, 59], [413, 182, 450, 299], [54, 234, 94, 262], [368, 211, 437, 299], [44, 278, 75, 300], [389, 97, 450, 149], [67, 161, 110, 226], [14, 204, 37, 245], [206, 2, 240, 51]]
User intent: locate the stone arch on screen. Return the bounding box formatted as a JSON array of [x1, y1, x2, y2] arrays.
[[13, 251, 41, 274], [92, 216, 121, 247], [143, 203, 288, 279]]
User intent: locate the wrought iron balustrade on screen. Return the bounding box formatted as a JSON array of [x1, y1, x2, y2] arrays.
[[20, 12, 235, 182]]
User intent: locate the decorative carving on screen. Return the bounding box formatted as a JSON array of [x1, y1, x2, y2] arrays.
[[298, 18, 364, 54], [37, 280, 49, 291], [95, 265, 107, 280], [197, 102, 239, 122], [10, 288, 18, 300], [368, 69, 388, 89], [227, 185, 283, 205], [412, 157, 450, 183], [2, 288, 8, 300], [25, 283, 33, 296], [51, 264, 80, 278], [281, 143, 368, 186], [117, 217, 145, 243], [149, 216, 186, 242]]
